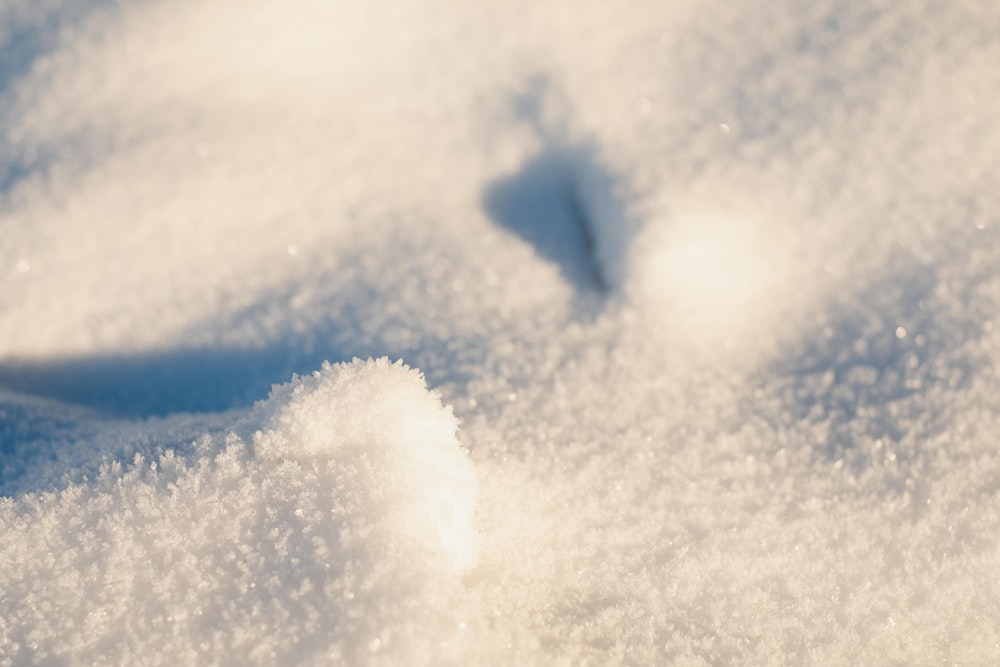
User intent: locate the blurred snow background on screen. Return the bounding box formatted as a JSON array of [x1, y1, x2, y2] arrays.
[[1, 0, 999, 663]]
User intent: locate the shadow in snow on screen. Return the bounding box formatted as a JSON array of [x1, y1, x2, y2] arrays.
[[0, 1, 116, 96], [759, 251, 987, 473], [483, 148, 606, 293], [482, 78, 618, 299], [0, 224, 497, 421], [0, 1, 118, 195], [0, 297, 486, 421], [0, 344, 349, 419]]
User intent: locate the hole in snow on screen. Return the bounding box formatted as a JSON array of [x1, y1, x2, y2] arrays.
[[483, 148, 606, 293]]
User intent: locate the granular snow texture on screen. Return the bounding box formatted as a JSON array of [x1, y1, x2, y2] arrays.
[[1, 0, 999, 664]]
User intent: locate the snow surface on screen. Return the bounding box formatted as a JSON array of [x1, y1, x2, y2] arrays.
[[1, 0, 999, 664]]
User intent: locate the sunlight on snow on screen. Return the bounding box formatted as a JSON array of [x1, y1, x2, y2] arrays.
[[637, 214, 786, 354], [2, 0, 1000, 663]]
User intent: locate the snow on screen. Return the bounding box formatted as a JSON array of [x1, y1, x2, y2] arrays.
[[2, 359, 479, 665], [2, 0, 1000, 664]]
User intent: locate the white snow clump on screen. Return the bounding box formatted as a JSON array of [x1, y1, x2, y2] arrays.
[[0, 358, 480, 665]]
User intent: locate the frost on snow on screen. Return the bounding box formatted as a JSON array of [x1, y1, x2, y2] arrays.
[[2, 0, 1000, 664], [1, 359, 479, 665]]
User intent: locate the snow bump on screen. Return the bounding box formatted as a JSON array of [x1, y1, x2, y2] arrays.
[[252, 358, 480, 574]]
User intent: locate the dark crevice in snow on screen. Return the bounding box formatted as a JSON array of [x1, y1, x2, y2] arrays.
[[483, 148, 608, 295], [482, 77, 616, 303]]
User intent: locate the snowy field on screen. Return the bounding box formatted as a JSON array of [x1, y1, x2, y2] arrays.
[[2, 0, 999, 664]]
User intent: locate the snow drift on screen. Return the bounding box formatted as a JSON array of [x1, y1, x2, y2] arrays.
[[2, 0, 1000, 664]]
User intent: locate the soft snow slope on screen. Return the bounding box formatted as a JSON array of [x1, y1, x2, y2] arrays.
[[1, 0, 999, 664]]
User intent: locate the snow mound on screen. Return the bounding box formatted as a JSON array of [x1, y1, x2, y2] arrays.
[[252, 359, 479, 573], [0, 359, 480, 665]]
